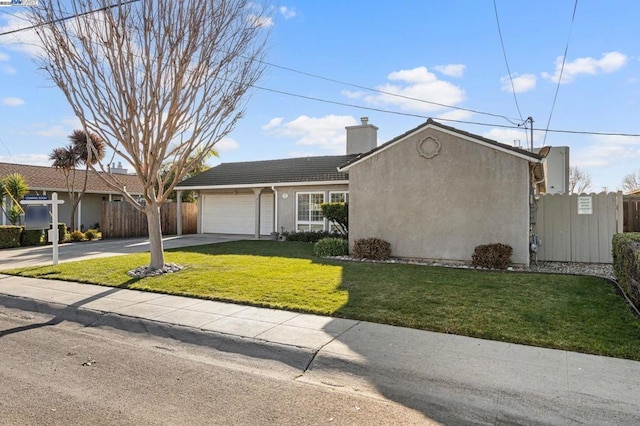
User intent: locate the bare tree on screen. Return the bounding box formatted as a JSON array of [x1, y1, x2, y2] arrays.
[[50, 130, 106, 231], [29, 0, 269, 269], [622, 170, 640, 193], [568, 166, 592, 194]]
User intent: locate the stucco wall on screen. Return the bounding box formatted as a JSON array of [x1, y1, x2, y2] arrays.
[[347, 127, 531, 265], [275, 184, 349, 233]]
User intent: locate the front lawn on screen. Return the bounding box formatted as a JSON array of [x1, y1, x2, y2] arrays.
[[4, 240, 640, 360]]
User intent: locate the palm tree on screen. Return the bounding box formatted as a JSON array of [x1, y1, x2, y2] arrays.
[[1, 173, 29, 225], [50, 130, 106, 230]]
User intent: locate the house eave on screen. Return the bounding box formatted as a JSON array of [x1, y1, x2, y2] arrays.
[[175, 180, 350, 191]]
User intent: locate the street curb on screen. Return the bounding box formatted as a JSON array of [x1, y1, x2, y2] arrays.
[[0, 294, 316, 371]]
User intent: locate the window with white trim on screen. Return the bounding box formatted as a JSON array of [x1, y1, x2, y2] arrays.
[[296, 192, 325, 231], [329, 191, 349, 203]]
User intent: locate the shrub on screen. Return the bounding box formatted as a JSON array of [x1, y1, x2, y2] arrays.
[[20, 228, 44, 246], [612, 233, 640, 308], [84, 228, 99, 241], [352, 237, 391, 260], [320, 202, 348, 235], [0, 226, 22, 249], [69, 230, 85, 242], [283, 230, 344, 243], [471, 243, 513, 270], [313, 237, 349, 257]]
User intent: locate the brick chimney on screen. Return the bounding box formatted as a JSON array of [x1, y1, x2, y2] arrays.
[[346, 117, 378, 155]]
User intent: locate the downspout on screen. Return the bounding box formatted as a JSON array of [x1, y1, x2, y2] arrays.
[[271, 185, 278, 234]]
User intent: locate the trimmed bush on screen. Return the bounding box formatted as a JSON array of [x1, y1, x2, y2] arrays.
[[352, 237, 391, 260], [69, 230, 85, 242], [612, 233, 640, 308], [283, 230, 344, 243], [320, 202, 348, 235], [84, 228, 99, 241], [313, 237, 349, 257], [0, 226, 22, 249], [471, 243, 513, 270], [20, 228, 44, 246]]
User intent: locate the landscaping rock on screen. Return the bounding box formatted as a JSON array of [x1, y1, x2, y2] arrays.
[[127, 263, 184, 278]]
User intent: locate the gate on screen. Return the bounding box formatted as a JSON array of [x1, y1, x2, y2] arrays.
[[534, 192, 622, 263]]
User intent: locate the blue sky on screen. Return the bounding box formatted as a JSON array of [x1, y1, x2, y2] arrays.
[[0, 1, 638, 192]]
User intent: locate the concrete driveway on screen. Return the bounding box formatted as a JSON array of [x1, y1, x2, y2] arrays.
[[0, 234, 247, 270]]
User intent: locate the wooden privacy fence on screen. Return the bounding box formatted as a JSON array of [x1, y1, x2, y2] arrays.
[[623, 195, 640, 232], [101, 201, 197, 239], [534, 192, 622, 263]]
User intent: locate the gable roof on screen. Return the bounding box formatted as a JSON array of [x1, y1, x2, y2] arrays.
[[338, 118, 543, 171], [176, 155, 356, 190], [0, 162, 144, 195]]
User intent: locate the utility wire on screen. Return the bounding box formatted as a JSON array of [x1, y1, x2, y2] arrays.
[[1, 0, 636, 140], [542, 0, 579, 146], [493, 0, 526, 125], [254, 58, 523, 125], [0, 0, 139, 37]]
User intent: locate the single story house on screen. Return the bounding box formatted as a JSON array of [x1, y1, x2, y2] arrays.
[[176, 118, 546, 266], [0, 162, 144, 230]]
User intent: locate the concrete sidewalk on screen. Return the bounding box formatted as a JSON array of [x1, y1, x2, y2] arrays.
[[1, 273, 640, 425]]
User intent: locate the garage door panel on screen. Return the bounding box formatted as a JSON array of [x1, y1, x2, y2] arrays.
[[202, 194, 273, 234]]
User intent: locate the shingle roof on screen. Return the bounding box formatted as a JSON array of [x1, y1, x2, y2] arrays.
[[339, 118, 543, 170], [0, 162, 145, 195], [176, 155, 356, 189]]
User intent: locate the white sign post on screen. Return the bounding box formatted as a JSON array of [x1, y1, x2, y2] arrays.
[[20, 192, 65, 265]]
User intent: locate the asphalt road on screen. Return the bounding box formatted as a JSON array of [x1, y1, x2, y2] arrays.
[[0, 307, 435, 425]]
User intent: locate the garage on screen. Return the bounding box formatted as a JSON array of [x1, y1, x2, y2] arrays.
[[201, 193, 274, 235]]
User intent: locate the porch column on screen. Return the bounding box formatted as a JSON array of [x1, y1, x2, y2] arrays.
[[253, 188, 263, 239], [176, 191, 183, 236]]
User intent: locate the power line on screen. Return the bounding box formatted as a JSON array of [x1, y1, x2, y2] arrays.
[[2, 1, 636, 140], [0, 0, 139, 37], [493, 0, 525, 125], [255, 58, 523, 125], [542, 0, 579, 146]]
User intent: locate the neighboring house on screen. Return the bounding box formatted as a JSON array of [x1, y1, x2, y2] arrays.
[[0, 162, 144, 230], [177, 118, 545, 266]]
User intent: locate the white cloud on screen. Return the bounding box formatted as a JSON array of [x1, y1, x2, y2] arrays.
[[261, 117, 283, 130], [435, 109, 474, 122], [0, 12, 45, 57], [279, 6, 296, 19], [483, 128, 532, 148], [2, 97, 24, 106], [500, 73, 536, 93], [434, 64, 466, 77], [0, 153, 50, 167], [36, 117, 82, 138], [542, 51, 628, 84], [342, 67, 465, 112], [262, 114, 358, 154], [0, 52, 8, 61], [214, 137, 239, 153], [344, 66, 465, 113]]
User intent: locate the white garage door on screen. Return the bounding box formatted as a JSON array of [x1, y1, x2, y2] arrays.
[[202, 193, 274, 235]]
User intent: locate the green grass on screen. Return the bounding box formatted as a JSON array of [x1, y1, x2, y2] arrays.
[[4, 240, 640, 360]]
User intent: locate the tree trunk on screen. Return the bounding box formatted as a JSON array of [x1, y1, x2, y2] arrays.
[[146, 203, 165, 269]]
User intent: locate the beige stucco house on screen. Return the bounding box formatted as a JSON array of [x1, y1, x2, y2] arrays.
[[177, 118, 544, 266], [338, 119, 543, 266]]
